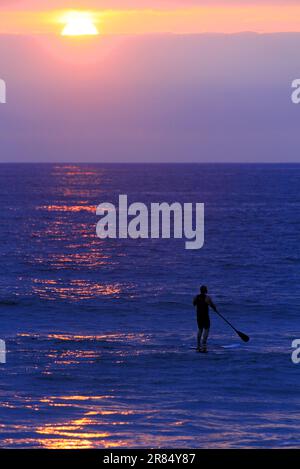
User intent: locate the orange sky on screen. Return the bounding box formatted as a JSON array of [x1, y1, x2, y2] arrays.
[[1, 5, 300, 35]]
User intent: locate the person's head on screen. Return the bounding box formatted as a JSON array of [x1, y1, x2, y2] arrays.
[[200, 285, 208, 294]]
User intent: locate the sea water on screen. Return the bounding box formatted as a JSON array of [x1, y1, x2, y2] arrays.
[[0, 163, 299, 448]]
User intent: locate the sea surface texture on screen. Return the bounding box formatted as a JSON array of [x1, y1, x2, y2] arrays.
[[0, 163, 299, 448]]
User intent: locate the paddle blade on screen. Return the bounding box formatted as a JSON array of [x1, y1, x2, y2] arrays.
[[237, 331, 250, 342]]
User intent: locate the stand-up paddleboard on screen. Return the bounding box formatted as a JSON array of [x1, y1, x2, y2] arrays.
[[222, 344, 242, 349], [189, 343, 242, 352]]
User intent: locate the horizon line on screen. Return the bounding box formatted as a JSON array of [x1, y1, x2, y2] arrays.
[[0, 161, 299, 165]]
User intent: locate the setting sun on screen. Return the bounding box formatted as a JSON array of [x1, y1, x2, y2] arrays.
[[61, 12, 99, 37]]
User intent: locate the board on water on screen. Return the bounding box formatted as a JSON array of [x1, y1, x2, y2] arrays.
[[189, 343, 242, 351], [221, 344, 242, 349]]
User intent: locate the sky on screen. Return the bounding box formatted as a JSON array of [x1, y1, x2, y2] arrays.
[[0, 1, 300, 162], [1, 1, 300, 34]]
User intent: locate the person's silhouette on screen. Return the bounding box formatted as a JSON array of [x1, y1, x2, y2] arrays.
[[193, 285, 217, 353]]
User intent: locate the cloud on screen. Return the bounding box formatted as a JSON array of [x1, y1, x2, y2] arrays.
[[1, 33, 300, 162]]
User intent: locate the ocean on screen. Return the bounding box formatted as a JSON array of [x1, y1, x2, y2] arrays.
[[0, 163, 299, 448]]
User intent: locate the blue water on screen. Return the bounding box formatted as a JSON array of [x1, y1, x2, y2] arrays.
[[0, 163, 299, 448]]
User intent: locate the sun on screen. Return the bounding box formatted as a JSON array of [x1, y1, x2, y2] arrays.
[[61, 12, 99, 37]]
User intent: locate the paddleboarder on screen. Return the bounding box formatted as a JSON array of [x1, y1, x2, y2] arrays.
[[193, 285, 218, 353]]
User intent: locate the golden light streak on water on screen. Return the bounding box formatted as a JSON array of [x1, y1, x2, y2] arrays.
[[31, 278, 122, 300]]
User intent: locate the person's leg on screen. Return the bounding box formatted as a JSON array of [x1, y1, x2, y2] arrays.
[[202, 327, 210, 351], [197, 328, 203, 350]]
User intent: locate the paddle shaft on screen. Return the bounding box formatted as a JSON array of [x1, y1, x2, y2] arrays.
[[215, 310, 240, 334]]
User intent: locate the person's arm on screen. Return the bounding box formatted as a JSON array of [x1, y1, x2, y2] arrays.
[[207, 295, 218, 312], [193, 296, 197, 307]]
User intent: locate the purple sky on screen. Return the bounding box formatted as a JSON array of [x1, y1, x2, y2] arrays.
[[1, 33, 300, 162]]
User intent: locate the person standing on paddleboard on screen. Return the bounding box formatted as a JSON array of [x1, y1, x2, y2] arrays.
[[193, 285, 218, 353]]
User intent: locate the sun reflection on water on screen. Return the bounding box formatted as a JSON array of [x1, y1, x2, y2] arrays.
[[32, 394, 136, 449], [32, 278, 122, 300], [39, 204, 96, 213], [2, 392, 297, 448], [43, 332, 149, 343], [52, 165, 100, 177], [15, 331, 151, 368], [33, 252, 110, 270]]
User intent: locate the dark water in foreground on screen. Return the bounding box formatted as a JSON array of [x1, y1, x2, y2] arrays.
[[0, 164, 299, 448]]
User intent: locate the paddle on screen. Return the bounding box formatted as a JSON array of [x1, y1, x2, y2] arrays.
[[215, 310, 250, 342]]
